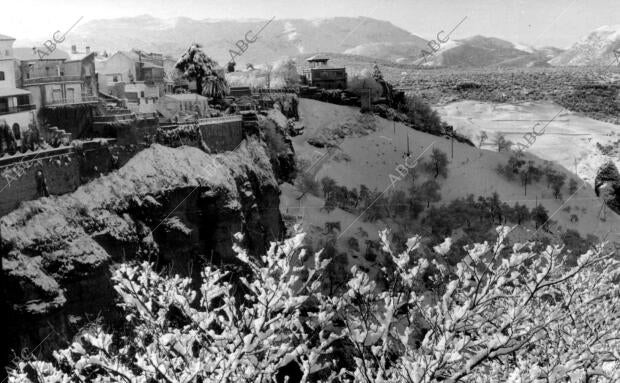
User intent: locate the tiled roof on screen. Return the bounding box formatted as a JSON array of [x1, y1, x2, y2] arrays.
[[13, 47, 70, 61], [0, 33, 16, 41], [66, 52, 95, 62]]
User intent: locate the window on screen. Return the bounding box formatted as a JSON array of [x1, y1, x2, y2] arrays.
[[0, 71, 4, 81], [12, 123, 20, 140], [52, 89, 62, 103], [140, 91, 145, 98], [125, 92, 139, 103], [66, 88, 75, 103], [17, 95, 30, 105]]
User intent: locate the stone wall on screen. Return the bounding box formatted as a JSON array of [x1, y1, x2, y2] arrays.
[[157, 116, 244, 153], [199, 116, 243, 152], [115, 116, 158, 146], [92, 115, 158, 145], [0, 141, 114, 216]]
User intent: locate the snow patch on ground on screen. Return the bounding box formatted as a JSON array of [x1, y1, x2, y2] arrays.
[[513, 42, 535, 53]]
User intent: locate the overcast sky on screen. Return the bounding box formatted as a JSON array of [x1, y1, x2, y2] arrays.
[[3, 0, 619, 48]]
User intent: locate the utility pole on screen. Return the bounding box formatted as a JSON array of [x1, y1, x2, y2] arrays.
[[406, 134, 410, 156], [446, 125, 454, 159], [574, 157, 578, 174], [451, 132, 454, 160], [393, 119, 396, 135]]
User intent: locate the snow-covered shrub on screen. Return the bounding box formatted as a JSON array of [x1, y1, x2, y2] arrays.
[[9, 226, 620, 382], [9, 227, 340, 383], [347, 69, 383, 102], [272, 58, 300, 88], [336, 227, 620, 382]]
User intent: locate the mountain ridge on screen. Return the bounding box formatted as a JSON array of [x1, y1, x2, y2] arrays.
[[60, 15, 428, 66], [21, 15, 612, 69], [550, 24, 620, 66], [53, 15, 566, 68], [415, 35, 563, 68]]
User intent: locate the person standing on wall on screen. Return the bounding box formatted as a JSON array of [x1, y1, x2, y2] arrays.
[[35, 169, 50, 198]]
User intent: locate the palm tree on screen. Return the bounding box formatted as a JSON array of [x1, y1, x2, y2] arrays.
[[203, 70, 230, 99], [175, 43, 229, 99]]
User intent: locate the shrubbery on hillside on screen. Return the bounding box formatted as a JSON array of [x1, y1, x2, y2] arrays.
[[495, 155, 569, 196], [558, 84, 620, 123], [422, 192, 557, 264], [347, 69, 384, 102], [401, 95, 448, 136]]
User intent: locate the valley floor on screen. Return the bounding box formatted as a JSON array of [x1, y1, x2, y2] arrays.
[[435, 100, 620, 185]]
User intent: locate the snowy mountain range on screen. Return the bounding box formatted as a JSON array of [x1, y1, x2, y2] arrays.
[[60, 15, 428, 66], [550, 25, 620, 66], [413, 35, 563, 68], [36, 15, 620, 69]]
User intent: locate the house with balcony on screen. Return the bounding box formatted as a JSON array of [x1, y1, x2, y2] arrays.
[[301, 54, 347, 90], [0, 34, 37, 151], [14, 46, 98, 109], [67, 45, 98, 100], [97, 50, 165, 114], [12, 46, 99, 138]]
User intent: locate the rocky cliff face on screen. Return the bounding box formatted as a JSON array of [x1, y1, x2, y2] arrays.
[[1, 132, 292, 359]]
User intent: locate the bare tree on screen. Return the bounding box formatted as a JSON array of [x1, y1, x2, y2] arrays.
[[424, 147, 449, 179], [478, 130, 488, 148]]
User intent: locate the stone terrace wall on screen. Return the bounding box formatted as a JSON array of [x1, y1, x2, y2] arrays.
[[158, 115, 244, 152], [0, 141, 114, 216], [199, 116, 243, 152]]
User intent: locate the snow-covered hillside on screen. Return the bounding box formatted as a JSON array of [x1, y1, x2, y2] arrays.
[[417, 35, 557, 68], [61, 15, 427, 65], [551, 25, 620, 66], [290, 99, 620, 245]]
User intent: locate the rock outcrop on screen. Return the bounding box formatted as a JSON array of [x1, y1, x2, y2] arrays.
[[594, 161, 620, 215], [263, 111, 297, 184], [1, 136, 287, 359]]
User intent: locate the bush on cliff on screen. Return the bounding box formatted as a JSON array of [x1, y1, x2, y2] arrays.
[[402, 95, 447, 136], [347, 69, 384, 102], [9, 227, 620, 382]]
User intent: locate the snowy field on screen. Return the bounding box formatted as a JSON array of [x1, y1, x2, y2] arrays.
[[436, 100, 620, 185]]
